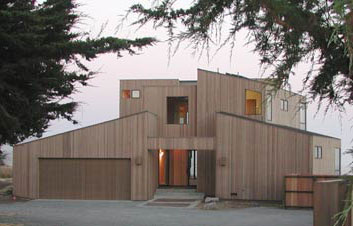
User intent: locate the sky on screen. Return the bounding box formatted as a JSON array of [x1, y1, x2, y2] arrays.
[[3, 0, 353, 174]]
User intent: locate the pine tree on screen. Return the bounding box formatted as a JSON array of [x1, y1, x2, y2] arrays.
[[0, 0, 155, 145]]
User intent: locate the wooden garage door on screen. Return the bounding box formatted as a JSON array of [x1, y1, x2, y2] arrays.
[[39, 159, 131, 200]]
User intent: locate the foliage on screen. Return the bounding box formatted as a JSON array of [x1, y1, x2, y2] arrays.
[[129, 0, 353, 110], [0, 0, 155, 145]]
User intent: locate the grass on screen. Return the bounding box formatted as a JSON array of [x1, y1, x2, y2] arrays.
[[0, 166, 12, 178]]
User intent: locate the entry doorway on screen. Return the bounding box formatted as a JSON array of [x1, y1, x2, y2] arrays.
[[158, 149, 197, 187]]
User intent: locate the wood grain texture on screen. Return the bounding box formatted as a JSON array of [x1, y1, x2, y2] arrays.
[[169, 150, 188, 186], [312, 135, 341, 175], [148, 137, 214, 150], [13, 111, 158, 200], [284, 175, 340, 208], [313, 180, 351, 226], [39, 159, 131, 200], [215, 112, 313, 201]]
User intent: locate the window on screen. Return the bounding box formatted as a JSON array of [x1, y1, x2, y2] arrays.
[[299, 102, 306, 130], [266, 94, 272, 121], [280, 99, 288, 111], [122, 90, 131, 99], [131, 90, 140, 99], [245, 90, 262, 115], [314, 146, 323, 159], [167, 96, 189, 124], [335, 148, 341, 175]]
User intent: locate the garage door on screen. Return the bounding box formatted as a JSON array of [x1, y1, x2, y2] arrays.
[[39, 159, 131, 200]]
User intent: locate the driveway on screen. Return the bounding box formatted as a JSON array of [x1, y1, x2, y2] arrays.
[[0, 200, 312, 226]]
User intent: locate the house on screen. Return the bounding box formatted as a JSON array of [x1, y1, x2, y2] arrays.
[[13, 69, 341, 201]]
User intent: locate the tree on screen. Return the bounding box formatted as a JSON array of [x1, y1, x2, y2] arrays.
[[0, 0, 155, 145], [129, 0, 352, 109]]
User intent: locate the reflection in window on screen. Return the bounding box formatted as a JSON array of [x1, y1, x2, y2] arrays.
[[245, 90, 262, 115], [167, 97, 189, 124]]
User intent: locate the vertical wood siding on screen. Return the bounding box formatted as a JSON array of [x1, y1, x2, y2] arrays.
[[13, 111, 158, 200], [39, 159, 131, 200], [215, 112, 313, 201]]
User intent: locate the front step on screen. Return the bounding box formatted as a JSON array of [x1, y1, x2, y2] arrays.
[[140, 188, 204, 208]]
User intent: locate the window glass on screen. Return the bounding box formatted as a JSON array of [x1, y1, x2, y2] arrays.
[[266, 94, 272, 121], [280, 99, 288, 111], [122, 90, 131, 99], [335, 148, 341, 175], [131, 90, 140, 99], [167, 97, 189, 124], [314, 146, 323, 159], [300, 103, 306, 130], [245, 90, 262, 115]]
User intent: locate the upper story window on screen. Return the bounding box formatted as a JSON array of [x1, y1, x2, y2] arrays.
[[167, 96, 189, 124], [266, 94, 272, 121], [299, 102, 306, 130], [314, 146, 323, 159], [122, 90, 131, 99], [335, 148, 341, 175], [245, 90, 262, 115], [122, 89, 140, 99], [280, 99, 288, 111], [131, 90, 140, 99]]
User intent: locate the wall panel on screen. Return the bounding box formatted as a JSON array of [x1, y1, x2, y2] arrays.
[[13, 111, 158, 200], [215, 112, 313, 201]]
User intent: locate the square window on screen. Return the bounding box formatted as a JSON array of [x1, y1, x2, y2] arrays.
[[122, 90, 131, 99], [167, 96, 189, 124], [131, 90, 140, 99]]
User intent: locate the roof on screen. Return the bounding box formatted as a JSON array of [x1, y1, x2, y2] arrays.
[[217, 111, 340, 140]]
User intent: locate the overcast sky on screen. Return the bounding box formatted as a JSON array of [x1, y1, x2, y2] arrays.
[[3, 0, 353, 174]]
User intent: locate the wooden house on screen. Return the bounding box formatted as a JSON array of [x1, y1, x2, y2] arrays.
[[13, 69, 341, 201]]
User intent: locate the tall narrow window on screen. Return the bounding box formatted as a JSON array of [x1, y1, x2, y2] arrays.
[[280, 99, 288, 111], [300, 102, 306, 130], [314, 146, 323, 159], [245, 90, 262, 115], [266, 94, 272, 121], [167, 97, 189, 124], [335, 148, 341, 175]]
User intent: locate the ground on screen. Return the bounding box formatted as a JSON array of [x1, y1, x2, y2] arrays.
[[0, 199, 312, 226]]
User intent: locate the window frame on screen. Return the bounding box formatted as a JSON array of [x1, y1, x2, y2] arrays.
[[131, 89, 141, 99], [166, 96, 189, 125], [266, 93, 272, 121], [245, 89, 262, 116], [314, 146, 323, 159], [280, 99, 289, 111]]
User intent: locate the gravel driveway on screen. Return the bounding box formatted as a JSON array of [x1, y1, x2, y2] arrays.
[[0, 199, 312, 226]]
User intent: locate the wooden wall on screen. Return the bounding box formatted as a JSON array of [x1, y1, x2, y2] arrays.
[[313, 180, 351, 226], [120, 80, 179, 117], [312, 135, 341, 175], [148, 137, 214, 150], [143, 85, 197, 137], [197, 69, 265, 195], [215, 112, 313, 201], [13, 111, 158, 200], [266, 88, 305, 129]]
